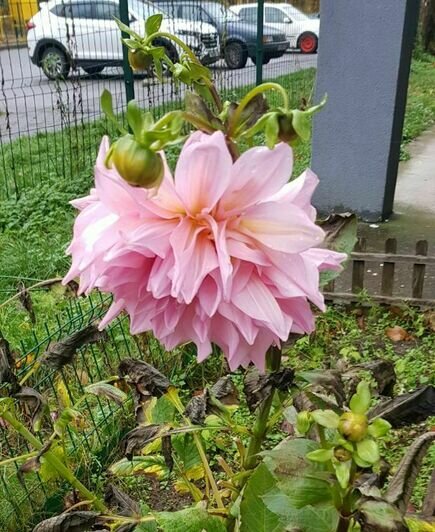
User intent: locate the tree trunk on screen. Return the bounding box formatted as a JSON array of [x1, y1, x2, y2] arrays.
[[421, 0, 435, 53]]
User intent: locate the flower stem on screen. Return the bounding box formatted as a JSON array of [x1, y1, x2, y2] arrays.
[[228, 82, 289, 137], [0, 410, 107, 513], [144, 32, 223, 111], [166, 388, 224, 508], [0, 451, 38, 468], [243, 346, 282, 471]]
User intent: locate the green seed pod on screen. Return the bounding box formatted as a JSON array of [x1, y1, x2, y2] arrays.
[[338, 412, 368, 442], [111, 135, 164, 189], [128, 49, 153, 71]]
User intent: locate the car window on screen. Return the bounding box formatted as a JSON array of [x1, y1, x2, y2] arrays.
[[158, 3, 181, 18], [94, 1, 119, 20], [62, 2, 94, 19], [180, 5, 211, 24], [265, 7, 288, 23], [238, 7, 257, 23]]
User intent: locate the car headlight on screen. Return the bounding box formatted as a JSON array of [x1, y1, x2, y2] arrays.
[[263, 35, 274, 43]]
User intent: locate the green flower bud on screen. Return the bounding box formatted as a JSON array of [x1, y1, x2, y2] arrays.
[[128, 49, 153, 71], [334, 446, 353, 462], [110, 135, 164, 189], [338, 412, 368, 442]]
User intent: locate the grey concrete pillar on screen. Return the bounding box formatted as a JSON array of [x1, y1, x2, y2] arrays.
[[311, 0, 420, 222]]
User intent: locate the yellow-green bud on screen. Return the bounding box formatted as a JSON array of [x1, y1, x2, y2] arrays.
[[338, 412, 368, 442]]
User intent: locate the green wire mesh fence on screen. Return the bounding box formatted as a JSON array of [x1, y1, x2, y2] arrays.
[[0, 292, 140, 531]]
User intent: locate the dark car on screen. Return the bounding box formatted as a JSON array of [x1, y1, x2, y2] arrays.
[[156, 1, 289, 69]]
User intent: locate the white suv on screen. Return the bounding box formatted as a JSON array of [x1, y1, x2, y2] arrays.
[[231, 3, 319, 54], [27, 0, 221, 79]]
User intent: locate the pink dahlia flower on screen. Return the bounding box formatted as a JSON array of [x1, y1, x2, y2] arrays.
[[64, 131, 345, 370]]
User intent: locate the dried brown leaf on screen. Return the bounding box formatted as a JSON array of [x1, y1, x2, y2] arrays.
[[385, 326, 411, 343], [118, 358, 172, 398], [17, 281, 36, 324], [105, 483, 140, 516], [14, 386, 48, 432], [121, 424, 162, 459], [32, 511, 100, 532], [0, 332, 19, 393], [42, 325, 108, 369]]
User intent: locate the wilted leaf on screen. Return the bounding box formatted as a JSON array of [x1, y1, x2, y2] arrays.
[[318, 213, 358, 286], [385, 326, 411, 343], [53, 407, 81, 437], [16, 281, 36, 324], [105, 483, 140, 516], [42, 325, 108, 369], [422, 470, 435, 518], [118, 358, 172, 398], [297, 369, 346, 406], [14, 386, 48, 432], [244, 368, 295, 412], [122, 424, 164, 459], [385, 432, 435, 514], [32, 511, 100, 532], [210, 376, 239, 405], [343, 359, 396, 399], [185, 391, 208, 425], [369, 386, 435, 427], [0, 332, 19, 392], [185, 91, 222, 131], [231, 93, 269, 134], [162, 435, 173, 472], [355, 499, 407, 531], [84, 382, 127, 405]]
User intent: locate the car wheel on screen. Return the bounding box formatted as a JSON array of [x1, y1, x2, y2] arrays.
[[224, 42, 248, 69], [298, 32, 318, 54], [83, 65, 105, 76], [40, 46, 70, 80], [251, 55, 271, 65]]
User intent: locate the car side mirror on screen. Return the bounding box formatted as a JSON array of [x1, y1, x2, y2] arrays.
[[129, 15, 136, 23], [284, 16, 292, 23]]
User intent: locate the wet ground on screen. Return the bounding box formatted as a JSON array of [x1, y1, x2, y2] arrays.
[[337, 126, 435, 300]]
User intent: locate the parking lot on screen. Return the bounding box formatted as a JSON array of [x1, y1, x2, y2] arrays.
[[0, 46, 316, 140]]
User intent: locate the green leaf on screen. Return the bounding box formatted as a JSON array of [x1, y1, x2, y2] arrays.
[[296, 410, 312, 435], [53, 407, 80, 437], [150, 395, 176, 424], [171, 434, 202, 474], [145, 14, 163, 36], [109, 455, 167, 477], [114, 17, 142, 40], [84, 381, 127, 405], [333, 460, 351, 489], [350, 381, 371, 415], [240, 463, 282, 532], [127, 100, 145, 139], [306, 449, 334, 463], [352, 453, 373, 469], [356, 500, 407, 531], [263, 492, 339, 532], [265, 114, 279, 149], [154, 58, 163, 82], [368, 418, 391, 438], [100, 89, 122, 131], [356, 439, 380, 464], [156, 504, 226, 532], [262, 439, 334, 508], [311, 409, 340, 429]]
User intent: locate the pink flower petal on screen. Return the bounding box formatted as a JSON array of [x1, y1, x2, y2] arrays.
[[219, 142, 292, 214], [174, 131, 233, 215]]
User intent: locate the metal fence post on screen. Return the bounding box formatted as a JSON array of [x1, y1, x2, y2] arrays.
[[256, 0, 264, 85], [119, 0, 135, 103]]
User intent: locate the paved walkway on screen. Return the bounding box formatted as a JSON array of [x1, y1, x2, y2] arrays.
[[359, 125, 435, 252]]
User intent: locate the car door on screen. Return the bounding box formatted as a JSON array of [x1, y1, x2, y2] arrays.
[[62, 2, 95, 60], [93, 1, 123, 61], [264, 6, 296, 41]]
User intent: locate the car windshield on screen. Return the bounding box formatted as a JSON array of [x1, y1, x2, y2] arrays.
[[129, 0, 167, 19], [281, 5, 309, 21], [204, 3, 240, 22]]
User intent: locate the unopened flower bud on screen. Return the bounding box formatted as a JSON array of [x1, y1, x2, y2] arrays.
[[110, 135, 164, 189], [338, 412, 368, 442], [334, 446, 352, 462], [128, 49, 153, 71]]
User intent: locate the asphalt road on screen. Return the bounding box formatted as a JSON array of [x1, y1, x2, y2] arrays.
[[0, 46, 317, 140]]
